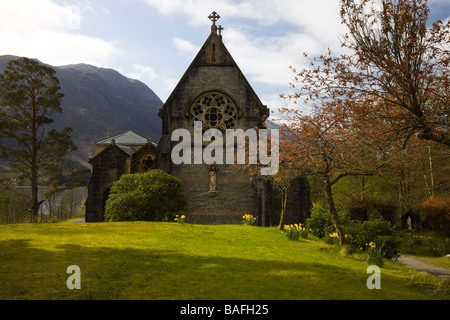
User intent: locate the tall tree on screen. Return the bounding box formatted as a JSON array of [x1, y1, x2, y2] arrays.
[[0, 57, 77, 220], [279, 104, 387, 244], [291, 0, 449, 148]]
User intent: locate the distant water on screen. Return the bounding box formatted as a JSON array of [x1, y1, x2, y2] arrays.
[[13, 186, 87, 215]]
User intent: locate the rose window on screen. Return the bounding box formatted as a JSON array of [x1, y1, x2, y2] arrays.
[[138, 154, 155, 171], [190, 92, 237, 131]]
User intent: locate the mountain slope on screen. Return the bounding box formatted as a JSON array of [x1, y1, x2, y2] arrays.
[[0, 55, 163, 163]]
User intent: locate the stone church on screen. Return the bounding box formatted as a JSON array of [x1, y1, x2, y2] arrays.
[[85, 12, 311, 225]]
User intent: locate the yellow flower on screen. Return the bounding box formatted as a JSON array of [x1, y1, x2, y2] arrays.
[[181, 215, 185, 219], [329, 232, 338, 238]]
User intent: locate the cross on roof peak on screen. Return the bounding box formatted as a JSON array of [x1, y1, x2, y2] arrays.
[[208, 11, 223, 36], [208, 11, 220, 26]]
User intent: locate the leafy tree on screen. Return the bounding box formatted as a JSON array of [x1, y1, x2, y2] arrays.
[[289, 0, 449, 148], [0, 57, 77, 220], [104, 170, 186, 222], [278, 105, 386, 244], [419, 195, 450, 236], [280, 0, 450, 243]]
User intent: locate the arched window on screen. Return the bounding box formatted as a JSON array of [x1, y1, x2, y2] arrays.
[[190, 92, 237, 132]]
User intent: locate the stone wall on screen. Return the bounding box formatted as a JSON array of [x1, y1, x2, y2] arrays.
[[172, 162, 257, 224], [85, 145, 129, 222]]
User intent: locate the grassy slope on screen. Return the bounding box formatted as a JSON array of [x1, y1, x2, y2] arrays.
[[399, 231, 450, 269], [0, 222, 447, 300]]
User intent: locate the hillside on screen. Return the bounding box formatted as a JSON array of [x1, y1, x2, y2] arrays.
[[0, 55, 163, 164]]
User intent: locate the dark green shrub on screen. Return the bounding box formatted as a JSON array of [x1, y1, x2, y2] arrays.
[[344, 218, 401, 259], [372, 201, 398, 224], [104, 170, 186, 222], [375, 235, 402, 259], [348, 199, 370, 221], [348, 199, 398, 224], [306, 205, 332, 238], [419, 196, 450, 236]]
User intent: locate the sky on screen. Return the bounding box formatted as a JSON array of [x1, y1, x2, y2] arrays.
[[1, 0, 449, 119]]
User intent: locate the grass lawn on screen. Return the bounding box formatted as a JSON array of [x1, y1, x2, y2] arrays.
[[0, 221, 448, 300], [399, 230, 450, 269]]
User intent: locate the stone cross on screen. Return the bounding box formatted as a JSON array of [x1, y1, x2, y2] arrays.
[[208, 11, 220, 26], [208, 11, 221, 33], [217, 25, 224, 37]]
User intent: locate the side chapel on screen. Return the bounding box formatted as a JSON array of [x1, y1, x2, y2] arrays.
[[85, 12, 312, 225]]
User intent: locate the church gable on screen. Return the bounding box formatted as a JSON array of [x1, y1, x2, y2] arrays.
[[159, 14, 269, 135], [131, 141, 157, 173]]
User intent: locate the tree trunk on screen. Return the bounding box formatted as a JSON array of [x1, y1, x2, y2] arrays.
[[360, 176, 365, 200], [421, 159, 432, 198], [427, 146, 435, 198], [30, 107, 39, 222], [278, 189, 288, 230], [323, 176, 344, 245], [30, 154, 39, 222]]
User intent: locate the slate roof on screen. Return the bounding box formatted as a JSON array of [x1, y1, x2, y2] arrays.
[[95, 130, 152, 146], [115, 145, 136, 156]]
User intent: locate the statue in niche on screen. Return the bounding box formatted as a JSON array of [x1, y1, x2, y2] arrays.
[[208, 164, 217, 196]]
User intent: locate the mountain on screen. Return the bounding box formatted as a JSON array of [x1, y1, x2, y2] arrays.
[[0, 55, 163, 164]]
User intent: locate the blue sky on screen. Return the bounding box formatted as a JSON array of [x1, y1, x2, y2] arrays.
[[1, 0, 449, 118]]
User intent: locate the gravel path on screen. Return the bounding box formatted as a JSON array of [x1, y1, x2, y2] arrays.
[[398, 255, 450, 279]]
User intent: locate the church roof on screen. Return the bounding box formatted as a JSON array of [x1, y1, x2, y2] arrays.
[[95, 130, 151, 146], [115, 144, 136, 156]]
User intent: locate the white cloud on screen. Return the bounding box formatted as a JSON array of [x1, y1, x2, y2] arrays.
[[140, 0, 345, 44], [121, 63, 179, 101], [172, 37, 200, 57], [139, 0, 346, 93], [224, 27, 322, 87], [132, 63, 158, 80], [0, 0, 122, 66], [100, 6, 111, 15]]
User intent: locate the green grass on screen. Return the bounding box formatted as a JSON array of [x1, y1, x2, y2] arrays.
[[399, 230, 450, 269], [0, 222, 448, 300]]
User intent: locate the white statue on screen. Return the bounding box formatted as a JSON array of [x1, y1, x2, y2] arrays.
[[407, 216, 412, 230]]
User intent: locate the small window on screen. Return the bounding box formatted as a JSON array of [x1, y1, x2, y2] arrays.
[[139, 154, 155, 172]]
